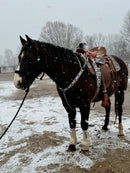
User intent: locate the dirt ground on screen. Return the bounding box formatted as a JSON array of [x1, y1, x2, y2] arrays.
[[0, 73, 130, 173]]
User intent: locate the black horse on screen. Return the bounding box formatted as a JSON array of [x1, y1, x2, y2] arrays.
[[14, 35, 128, 151]]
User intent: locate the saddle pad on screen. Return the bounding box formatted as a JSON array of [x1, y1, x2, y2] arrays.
[[111, 57, 121, 71], [95, 57, 105, 65], [95, 56, 121, 72]]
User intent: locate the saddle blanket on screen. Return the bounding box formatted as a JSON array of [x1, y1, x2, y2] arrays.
[[95, 56, 120, 72]]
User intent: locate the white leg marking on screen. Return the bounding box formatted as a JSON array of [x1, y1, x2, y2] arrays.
[[70, 128, 77, 145], [118, 123, 124, 136], [82, 130, 89, 151]]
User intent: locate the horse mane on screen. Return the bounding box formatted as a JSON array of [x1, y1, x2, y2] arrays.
[[38, 41, 82, 87], [39, 41, 76, 61]]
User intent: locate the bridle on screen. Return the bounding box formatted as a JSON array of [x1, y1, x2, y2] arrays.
[[15, 49, 44, 86], [15, 69, 29, 78]]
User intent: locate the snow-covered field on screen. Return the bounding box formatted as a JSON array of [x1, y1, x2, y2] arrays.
[[0, 80, 130, 173]]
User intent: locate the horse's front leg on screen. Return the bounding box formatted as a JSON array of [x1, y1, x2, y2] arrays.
[[80, 103, 90, 151], [57, 88, 77, 151], [67, 108, 77, 151]]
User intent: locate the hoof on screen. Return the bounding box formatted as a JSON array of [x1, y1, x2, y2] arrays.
[[68, 144, 76, 151], [81, 145, 89, 151], [81, 150, 89, 155], [118, 133, 125, 137], [102, 125, 108, 131]]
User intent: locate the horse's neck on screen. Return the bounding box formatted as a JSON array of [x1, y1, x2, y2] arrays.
[[42, 46, 80, 89]]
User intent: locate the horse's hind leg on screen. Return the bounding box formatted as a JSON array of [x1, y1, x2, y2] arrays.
[[102, 99, 111, 131], [115, 91, 125, 136]]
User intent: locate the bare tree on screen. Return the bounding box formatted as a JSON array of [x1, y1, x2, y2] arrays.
[[85, 33, 129, 61], [121, 10, 130, 44], [85, 33, 105, 49], [4, 49, 15, 66], [0, 54, 4, 66], [85, 35, 95, 49], [101, 34, 129, 61], [39, 21, 83, 51]]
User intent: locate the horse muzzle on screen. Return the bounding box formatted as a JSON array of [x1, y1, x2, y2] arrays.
[[14, 72, 25, 90], [14, 69, 29, 90]]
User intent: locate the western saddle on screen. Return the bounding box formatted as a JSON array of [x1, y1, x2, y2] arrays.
[[76, 46, 120, 108]]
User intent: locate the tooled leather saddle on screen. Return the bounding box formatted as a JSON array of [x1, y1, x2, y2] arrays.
[[77, 46, 120, 76], [76, 46, 121, 98]]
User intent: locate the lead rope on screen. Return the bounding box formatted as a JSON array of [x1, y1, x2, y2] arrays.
[[0, 87, 29, 140]]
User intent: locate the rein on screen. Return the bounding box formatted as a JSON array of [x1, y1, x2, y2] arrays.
[[0, 87, 29, 140]]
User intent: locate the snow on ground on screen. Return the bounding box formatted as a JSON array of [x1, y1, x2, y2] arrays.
[[0, 80, 130, 173]]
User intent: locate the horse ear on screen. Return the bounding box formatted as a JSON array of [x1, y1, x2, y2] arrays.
[[25, 35, 32, 44], [25, 35, 39, 51], [20, 36, 26, 45]]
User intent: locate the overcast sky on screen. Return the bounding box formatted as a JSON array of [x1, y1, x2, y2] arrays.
[[0, 0, 130, 55]]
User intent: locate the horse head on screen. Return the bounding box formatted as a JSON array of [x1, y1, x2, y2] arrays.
[[14, 35, 43, 90]]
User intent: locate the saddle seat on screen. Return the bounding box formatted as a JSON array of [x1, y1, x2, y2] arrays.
[[90, 47, 107, 57]]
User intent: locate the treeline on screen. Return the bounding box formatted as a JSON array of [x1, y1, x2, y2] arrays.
[[39, 10, 130, 63], [0, 49, 18, 67], [0, 10, 130, 67]]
